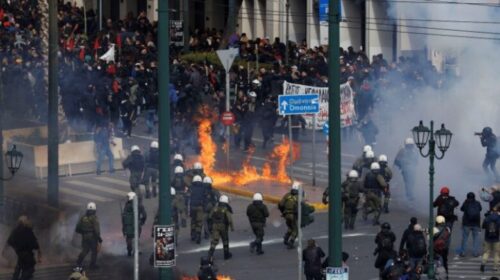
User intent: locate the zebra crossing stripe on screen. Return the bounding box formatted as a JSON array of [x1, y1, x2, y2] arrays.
[[67, 180, 128, 196], [94, 176, 130, 187]]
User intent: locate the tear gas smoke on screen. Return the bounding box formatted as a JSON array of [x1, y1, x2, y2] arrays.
[[374, 1, 500, 211]]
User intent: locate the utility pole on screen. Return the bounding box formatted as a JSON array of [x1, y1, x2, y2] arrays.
[[328, 0, 342, 268], [47, 0, 59, 208], [158, 0, 172, 279], [99, 0, 103, 31]]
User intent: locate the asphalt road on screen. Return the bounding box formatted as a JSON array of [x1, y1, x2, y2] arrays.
[[1, 117, 497, 279]]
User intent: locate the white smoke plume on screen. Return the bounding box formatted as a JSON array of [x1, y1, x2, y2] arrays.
[[374, 0, 500, 210]]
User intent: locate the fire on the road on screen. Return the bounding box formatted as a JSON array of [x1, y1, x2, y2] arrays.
[[197, 119, 300, 186]]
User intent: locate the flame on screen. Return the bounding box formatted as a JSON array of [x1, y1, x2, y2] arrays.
[[196, 118, 301, 187]]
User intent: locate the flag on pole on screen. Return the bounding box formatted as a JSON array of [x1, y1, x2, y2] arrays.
[[99, 44, 115, 63]]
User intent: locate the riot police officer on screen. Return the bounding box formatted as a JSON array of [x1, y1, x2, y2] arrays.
[[247, 193, 269, 255], [363, 162, 387, 226], [379, 154, 393, 213], [143, 141, 159, 198], [122, 145, 145, 194], [75, 202, 103, 269], [342, 170, 364, 230], [203, 176, 219, 239], [171, 166, 188, 227], [279, 182, 300, 249], [208, 195, 234, 260], [190, 175, 206, 244], [394, 138, 418, 201], [121, 192, 147, 256]]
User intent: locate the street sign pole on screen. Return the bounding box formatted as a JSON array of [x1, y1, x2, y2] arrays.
[[216, 48, 238, 172], [158, 0, 172, 279], [226, 71, 230, 171], [288, 115, 294, 178], [328, 0, 342, 268], [297, 185, 303, 280], [312, 115, 317, 186]]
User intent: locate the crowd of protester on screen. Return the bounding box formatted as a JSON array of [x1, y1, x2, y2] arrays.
[[0, 1, 449, 151]]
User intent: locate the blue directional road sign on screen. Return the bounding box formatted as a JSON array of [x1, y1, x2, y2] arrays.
[[278, 94, 320, 115]]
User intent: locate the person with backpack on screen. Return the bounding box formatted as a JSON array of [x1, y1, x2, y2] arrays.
[[480, 206, 500, 272], [434, 215, 451, 277], [433, 186, 459, 230], [121, 192, 147, 256], [279, 182, 300, 249], [456, 192, 482, 257], [407, 224, 427, 270], [374, 223, 397, 276], [399, 217, 418, 254]]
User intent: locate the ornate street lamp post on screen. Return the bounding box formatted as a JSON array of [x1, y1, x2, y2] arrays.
[[412, 120, 452, 279]]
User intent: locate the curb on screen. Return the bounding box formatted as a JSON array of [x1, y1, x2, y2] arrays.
[[213, 184, 328, 212]]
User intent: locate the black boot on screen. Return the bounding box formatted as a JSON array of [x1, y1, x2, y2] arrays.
[[181, 219, 187, 228], [223, 246, 232, 260], [249, 241, 256, 253], [208, 247, 215, 259], [256, 243, 264, 255], [145, 191, 151, 199], [283, 233, 290, 246], [152, 187, 157, 197], [196, 233, 201, 244], [383, 203, 389, 213], [287, 239, 295, 249]]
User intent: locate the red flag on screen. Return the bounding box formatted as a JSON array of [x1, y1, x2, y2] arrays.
[[79, 48, 85, 61]]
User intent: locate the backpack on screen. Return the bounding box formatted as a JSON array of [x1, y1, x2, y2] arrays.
[[434, 228, 450, 253], [381, 235, 393, 250], [485, 220, 499, 240], [413, 234, 427, 256], [465, 202, 481, 223]]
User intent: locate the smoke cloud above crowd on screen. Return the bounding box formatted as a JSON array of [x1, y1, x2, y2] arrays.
[[373, 1, 500, 208]]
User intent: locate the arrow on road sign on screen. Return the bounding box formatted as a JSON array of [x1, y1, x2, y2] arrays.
[[281, 100, 289, 111]]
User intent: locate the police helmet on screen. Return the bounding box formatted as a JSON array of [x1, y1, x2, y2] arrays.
[[193, 162, 203, 170], [171, 187, 176, 196], [174, 166, 184, 174], [370, 162, 380, 170], [436, 215, 446, 224], [365, 151, 375, 159], [405, 138, 414, 145], [192, 175, 203, 183], [203, 176, 213, 184], [87, 202, 96, 210], [363, 145, 372, 153], [219, 195, 229, 204], [292, 181, 301, 190], [381, 222, 391, 230], [348, 170, 359, 179], [378, 154, 388, 162], [248, 91, 257, 98], [253, 193, 263, 201], [131, 145, 140, 152], [127, 192, 136, 201], [252, 79, 261, 86], [174, 154, 183, 161], [150, 141, 159, 148]]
